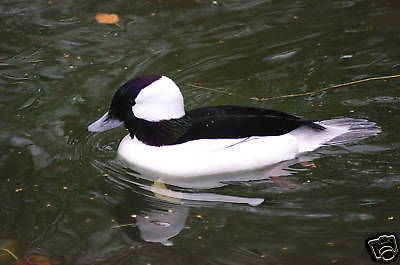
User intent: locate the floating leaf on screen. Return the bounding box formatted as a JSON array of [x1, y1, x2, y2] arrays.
[[95, 13, 119, 24], [13, 255, 59, 265]]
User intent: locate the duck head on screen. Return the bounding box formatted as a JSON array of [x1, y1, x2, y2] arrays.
[[88, 75, 186, 136]]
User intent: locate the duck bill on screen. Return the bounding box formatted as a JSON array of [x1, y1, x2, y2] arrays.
[[88, 111, 124, 132]]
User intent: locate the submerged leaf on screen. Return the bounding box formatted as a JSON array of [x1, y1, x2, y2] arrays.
[[13, 255, 59, 265], [0, 241, 18, 262], [95, 13, 119, 24]]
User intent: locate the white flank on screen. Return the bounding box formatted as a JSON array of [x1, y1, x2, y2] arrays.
[[118, 134, 299, 178], [117, 118, 380, 178], [132, 76, 185, 121]]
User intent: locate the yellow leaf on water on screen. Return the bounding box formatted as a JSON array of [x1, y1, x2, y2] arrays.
[[151, 180, 182, 203], [95, 13, 119, 24]]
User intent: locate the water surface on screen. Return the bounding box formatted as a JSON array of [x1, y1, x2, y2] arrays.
[[1, 1, 400, 264]]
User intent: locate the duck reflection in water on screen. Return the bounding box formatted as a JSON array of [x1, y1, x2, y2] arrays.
[[109, 154, 320, 246], [113, 189, 189, 246], [111, 176, 265, 246]]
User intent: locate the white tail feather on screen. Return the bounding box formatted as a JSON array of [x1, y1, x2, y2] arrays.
[[288, 118, 381, 153], [317, 118, 381, 146]]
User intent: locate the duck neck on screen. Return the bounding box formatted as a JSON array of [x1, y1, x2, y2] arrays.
[[126, 116, 192, 146]]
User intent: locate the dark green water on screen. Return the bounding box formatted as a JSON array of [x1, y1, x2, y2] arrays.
[[1, 1, 400, 264]]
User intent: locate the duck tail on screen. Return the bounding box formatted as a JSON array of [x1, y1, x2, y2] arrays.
[[316, 118, 381, 146]]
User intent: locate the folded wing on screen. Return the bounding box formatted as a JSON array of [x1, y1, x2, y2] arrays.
[[176, 105, 324, 143]]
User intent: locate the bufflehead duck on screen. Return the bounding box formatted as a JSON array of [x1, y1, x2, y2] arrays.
[[88, 75, 380, 178]]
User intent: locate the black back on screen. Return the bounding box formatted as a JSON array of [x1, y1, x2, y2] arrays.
[[175, 105, 324, 144]]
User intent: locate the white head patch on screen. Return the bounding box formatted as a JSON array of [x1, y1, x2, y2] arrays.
[[132, 76, 185, 122]]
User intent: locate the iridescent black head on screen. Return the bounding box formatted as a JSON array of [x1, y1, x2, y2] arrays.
[[108, 75, 161, 121], [88, 75, 185, 134], [88, 75, 161, 132]]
